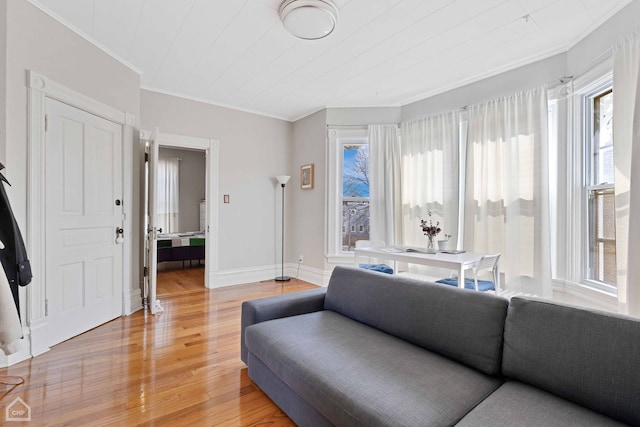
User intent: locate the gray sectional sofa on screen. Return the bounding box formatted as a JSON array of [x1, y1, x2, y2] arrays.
[[241, 266, 640, 426]]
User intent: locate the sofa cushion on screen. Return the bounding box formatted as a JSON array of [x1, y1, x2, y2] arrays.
[[241, 288, 327, 363], [245, 310, 503, 427], [503, 297, 640, 426], [456, 381, 625, 426], [324, 266, 509, 375]]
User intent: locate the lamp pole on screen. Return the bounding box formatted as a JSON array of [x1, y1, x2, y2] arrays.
[[275, 175, 290, 282]]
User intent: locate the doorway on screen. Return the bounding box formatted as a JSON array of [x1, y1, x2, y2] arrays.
[[155, 147, 206, 274], [140, 129, 219, 314]]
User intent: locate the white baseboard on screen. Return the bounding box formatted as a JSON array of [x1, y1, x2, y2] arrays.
[[0, 326, 33, 367], [27, 318, 50, 362], [209, 264, 280, 288], [292, 265, 328, 287], [124, 287, 143, 315], [208, 264, 334, 288]]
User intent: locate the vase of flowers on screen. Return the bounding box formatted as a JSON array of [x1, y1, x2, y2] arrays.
[[420, 211, 441, 254]]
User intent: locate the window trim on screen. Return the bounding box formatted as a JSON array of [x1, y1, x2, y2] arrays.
[[568, 60, 616, 295], [326, 127, 369, 263]]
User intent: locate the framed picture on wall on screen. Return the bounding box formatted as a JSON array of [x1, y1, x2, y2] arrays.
[[301, 163, 314, 190]]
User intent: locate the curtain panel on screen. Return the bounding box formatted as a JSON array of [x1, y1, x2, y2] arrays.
[[465, 87, 552, 296], [400, 112, 460, 249], [157, 158, 180, 233], [369, 124, 402, 246], [613, 31, 640, 316]]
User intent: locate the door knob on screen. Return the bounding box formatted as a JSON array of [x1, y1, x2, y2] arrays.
[[116, 227, 124, 244]]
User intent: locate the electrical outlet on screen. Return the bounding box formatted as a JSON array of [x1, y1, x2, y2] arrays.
[[298, 254, 304, 263]]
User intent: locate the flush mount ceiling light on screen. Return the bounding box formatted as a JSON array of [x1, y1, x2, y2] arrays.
[[279, 0, 339, 40]]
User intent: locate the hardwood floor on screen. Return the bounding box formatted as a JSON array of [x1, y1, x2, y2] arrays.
[[0, 267, 318, 426]]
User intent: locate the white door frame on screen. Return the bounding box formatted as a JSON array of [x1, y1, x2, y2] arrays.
[[140, 129, 220, 290], [26, 70, 136, 359]]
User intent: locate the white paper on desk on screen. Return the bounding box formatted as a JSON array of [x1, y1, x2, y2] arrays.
[[378, 247, 423, 253]]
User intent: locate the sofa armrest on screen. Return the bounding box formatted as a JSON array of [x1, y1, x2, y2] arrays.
[[241, 287, 327, 364]]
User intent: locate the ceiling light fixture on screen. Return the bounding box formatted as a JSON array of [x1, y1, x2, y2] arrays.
[[279, 0, 339, 40]]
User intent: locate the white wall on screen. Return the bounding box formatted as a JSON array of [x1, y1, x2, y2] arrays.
[[158, 147, 205, 232], [140, 89, 292, 276]]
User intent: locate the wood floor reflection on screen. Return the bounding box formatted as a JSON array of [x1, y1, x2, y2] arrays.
[[0, 267, 317, 426]]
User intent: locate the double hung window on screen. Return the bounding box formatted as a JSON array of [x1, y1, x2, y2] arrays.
[[327, 128, 370, 260], [585, 87, 616, 288], [341, 144, 370, 251]]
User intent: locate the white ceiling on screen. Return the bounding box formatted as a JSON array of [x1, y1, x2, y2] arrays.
[[30, 0, 632, 121]]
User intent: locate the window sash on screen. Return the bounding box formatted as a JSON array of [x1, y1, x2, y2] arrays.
[[585, 186, 616, 288], [583, 83, 616, 290], [340, 141, 370, 253]]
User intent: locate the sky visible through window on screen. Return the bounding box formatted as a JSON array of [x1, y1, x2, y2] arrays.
[[343, 145, 369, 197]]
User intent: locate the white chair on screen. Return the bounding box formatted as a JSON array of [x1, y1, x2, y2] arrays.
[[436, 253, 501, 292]]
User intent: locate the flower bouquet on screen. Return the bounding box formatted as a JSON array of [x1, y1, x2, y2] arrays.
[[420, 211, 441, 253]]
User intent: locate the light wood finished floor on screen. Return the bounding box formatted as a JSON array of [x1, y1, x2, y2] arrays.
[[0, 267, 318, 426]]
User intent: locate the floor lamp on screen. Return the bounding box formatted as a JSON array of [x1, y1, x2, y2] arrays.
[[275, 175, 291, 282]]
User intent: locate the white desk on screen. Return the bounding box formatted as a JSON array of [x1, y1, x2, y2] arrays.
[[354, 247, 500, 292]]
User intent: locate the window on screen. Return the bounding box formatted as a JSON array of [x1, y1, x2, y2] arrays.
[[156, 157, 180, 233], [341, 144, 370, 251], [327, 128, 370, 261], [585, 87, 616, 287]]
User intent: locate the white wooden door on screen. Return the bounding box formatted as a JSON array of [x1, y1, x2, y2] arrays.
[[45, 98, 124, 346], [147, 132, 159, 314]]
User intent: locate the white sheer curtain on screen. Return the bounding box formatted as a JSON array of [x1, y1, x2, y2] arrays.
[[400, 112, 460, 248], [369, 124, 402, 245], [156, 158, 180, 233], [465, 87, 552, 296], [613, 31, 640, 315]]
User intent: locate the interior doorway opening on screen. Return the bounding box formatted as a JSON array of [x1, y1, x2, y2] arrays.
[[141, 129, 219, 314], [155, 147, 206, 273]]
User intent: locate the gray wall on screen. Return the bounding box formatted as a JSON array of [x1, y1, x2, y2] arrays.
[[140, 89, 292, 272], [401, 53, 567, 121], [568, 0, 640, 76], [291, 0, 640, 282], [402, 2, 640, 122], [291, 109, 326, 271], [326, 107, 401, 126], [0, 1, 6, 162], [159, 147, 206, 232], [5, 0, 141, 231], [3, 0, 141, 363]]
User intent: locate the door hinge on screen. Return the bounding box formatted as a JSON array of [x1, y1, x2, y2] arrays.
[[144, 152, 149, 162], [45, 299, 48, 316], [143, 266, 148, 277], [44, 114, 48, 132]]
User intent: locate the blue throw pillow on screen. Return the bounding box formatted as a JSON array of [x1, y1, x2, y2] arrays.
[[359, 264, 394, 274], [435, 277, 494, 291]]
